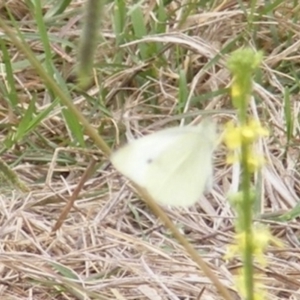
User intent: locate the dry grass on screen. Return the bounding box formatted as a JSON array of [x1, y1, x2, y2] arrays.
[[1, 0, 300, 299]]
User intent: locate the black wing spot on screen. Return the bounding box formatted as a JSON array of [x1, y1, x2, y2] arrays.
[[146, 157, 154, 164]]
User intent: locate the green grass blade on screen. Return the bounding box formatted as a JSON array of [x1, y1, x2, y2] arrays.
[[178, 69, 189, 113], [44, 0, 73, 18], [283, 87, 293, 144], [113, 0, 127, 45], [53, 68, 86, 147], [129, 4, 148, 59], [0, 39, 18, 106], [32, 0, 55, 78]]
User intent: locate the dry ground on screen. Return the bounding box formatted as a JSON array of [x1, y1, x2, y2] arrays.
[[0, 1, 300, 299]]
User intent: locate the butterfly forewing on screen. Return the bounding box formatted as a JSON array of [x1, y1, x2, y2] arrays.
[[111, 127, 189, 186]]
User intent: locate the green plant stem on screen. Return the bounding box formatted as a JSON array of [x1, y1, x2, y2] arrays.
[[241, 143, 254, 300], [237, 88, 254, 300]]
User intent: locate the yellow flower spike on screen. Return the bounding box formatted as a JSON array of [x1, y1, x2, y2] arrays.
[[246, 154, 266, 172], [241, 126, 256, 143], [231, 81, 242, 98], [223, 122, 242, 149], [240, 121, 269, 144], [226, 152, 265, 172], [248, 120, 269, 137], [235, 271, 267, 300], [223, 120, 269, 150], [254, 226, 284, 250], [225, 226, 283, 266], [253, 292, 267, 300], [224, 244, 239, 260], [226, 153, 239, 164]]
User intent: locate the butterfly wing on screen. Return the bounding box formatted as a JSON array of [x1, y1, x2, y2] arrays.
[[110, 127, 185, 187], [111, 121, 217, 207], [146, 122, 216, 206]]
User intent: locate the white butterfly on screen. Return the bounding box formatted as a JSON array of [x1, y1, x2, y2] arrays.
[[111, 120, 217, 207]]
